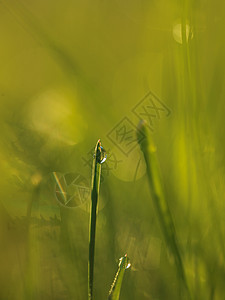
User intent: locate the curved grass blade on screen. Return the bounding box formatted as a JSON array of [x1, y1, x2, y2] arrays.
[[88, 139, 106, 300], [137, 120, 191, 299], [108, 254, 131, 300]]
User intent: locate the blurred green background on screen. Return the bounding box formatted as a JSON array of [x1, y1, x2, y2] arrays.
[[0, 0, 225, 299]]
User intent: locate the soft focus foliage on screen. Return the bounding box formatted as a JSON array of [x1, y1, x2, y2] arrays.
[[0, 0, 225, 299]]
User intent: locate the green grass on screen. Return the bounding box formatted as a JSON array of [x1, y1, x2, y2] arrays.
[[0, 1, 225, 299], [88, 140, 104, 300], [137, 120, 191, 299], [108, 254, 131, 300], [88, 141, 130, 300]]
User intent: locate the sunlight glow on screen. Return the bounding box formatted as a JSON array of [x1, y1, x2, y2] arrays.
[[172, 21, 193, 44]]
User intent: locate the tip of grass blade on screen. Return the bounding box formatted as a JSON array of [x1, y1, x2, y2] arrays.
[[95, 139, 101, 151], [108, 254, 131, 300], [136, 120, 147, 142], [137, 119, 157, 153], [137, 119, 148, 130], [95, 139, 107, 164]]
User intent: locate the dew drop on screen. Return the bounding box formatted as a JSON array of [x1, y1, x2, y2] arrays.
[[126, 261, 131, 269], [119, 255, 131, 269], [96, 144, 107, 164]]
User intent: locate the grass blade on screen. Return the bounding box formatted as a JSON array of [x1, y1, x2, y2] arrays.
[[108, 254, 131, 300], [88, 139, 106, 300], [137, 120, 191, 299]]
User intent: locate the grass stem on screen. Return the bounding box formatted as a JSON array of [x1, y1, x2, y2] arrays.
[[88, 139, 104, 300], [137, 120, 191, 299]]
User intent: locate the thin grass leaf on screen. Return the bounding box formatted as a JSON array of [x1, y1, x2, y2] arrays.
[[137, 120, 191, 299], [108, 254, 131, 300], [88, 139, 106, 300]]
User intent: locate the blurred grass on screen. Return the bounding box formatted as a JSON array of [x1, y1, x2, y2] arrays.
[[137, 120, 191, 299], [0, 0, 225, 299]]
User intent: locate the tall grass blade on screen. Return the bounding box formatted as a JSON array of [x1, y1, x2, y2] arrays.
[[137, 120, 191, 299], [88, 139, 106, 300]]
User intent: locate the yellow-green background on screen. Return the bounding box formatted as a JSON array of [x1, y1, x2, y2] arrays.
[[0, 0, 224, 299]]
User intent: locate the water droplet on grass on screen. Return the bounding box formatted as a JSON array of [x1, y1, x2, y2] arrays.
[[119, 254, 131, 269], [96, 142, 107, 164], [99, 146, 107, 164]]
